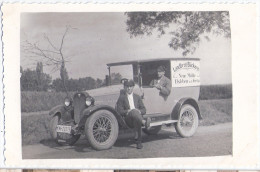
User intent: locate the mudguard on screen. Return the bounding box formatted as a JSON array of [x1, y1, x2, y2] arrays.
[[171, 97, 202, 120], [49, 105, 65, 116], [49, 104, 74, 122], [78, 104, 128, 129]]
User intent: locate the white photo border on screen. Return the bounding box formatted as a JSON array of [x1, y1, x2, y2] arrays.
[[2, 2, 260, 169]]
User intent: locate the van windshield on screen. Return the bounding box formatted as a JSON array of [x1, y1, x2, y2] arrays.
[[110, 65, 133, 85]]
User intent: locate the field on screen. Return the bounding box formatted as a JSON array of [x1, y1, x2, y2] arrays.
[[199, 84, 232, 100], [21, 84, 232, 145], [21, 84, 232, 112]]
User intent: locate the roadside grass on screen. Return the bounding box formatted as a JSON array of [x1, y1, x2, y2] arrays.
[[22, 111, 51, 145], [199, 99, 232, 126], [22, 98, 232, 145]]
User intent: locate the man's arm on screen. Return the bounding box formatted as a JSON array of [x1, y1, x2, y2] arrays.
[[116, 96, 128, 117], [149, 79, 155, 87], [137, 96, 146, 115], [159, 78, 172, 96]]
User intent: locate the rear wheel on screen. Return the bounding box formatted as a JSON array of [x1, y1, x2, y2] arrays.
[[142, 126, 161, 135], [50, 115, 80, 146], [85, 110, 119, 150], [175, 104, 199, 137]]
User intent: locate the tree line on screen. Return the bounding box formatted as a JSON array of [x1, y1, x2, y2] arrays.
[[20, 62, 122, 92]]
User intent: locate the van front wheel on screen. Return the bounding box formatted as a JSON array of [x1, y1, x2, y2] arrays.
[[85, 110, 119, 150]]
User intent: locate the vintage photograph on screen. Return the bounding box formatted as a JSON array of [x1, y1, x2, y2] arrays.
[[20, 11, 232, 159]]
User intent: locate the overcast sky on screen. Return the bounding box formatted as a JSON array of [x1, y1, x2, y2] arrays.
[[20, 12, 232, 85]]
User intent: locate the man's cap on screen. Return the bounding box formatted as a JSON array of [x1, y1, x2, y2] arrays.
[[157, 65, 166, 72], [64, 97, 71, 101], [124, 80, 135, 87]]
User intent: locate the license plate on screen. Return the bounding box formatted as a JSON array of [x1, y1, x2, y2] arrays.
[[56, 125, 71, 134]]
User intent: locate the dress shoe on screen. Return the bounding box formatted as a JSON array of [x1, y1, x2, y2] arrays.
[[136, 141, 143, 149], [146, 117, 151, 129]]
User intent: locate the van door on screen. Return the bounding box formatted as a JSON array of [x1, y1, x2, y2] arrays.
[[136, 61, 174, 115]]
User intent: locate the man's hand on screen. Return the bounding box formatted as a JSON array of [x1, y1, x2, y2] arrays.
[[154, 84, 162, 90], [135, 109, 141, 114], [126, 109, 132, 115], [127, 109, 141, 115]]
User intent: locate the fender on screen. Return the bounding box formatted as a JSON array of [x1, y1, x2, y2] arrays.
[[49, 105, 65, 117], [49, 104, 74, 122], [78, 104, 128, 129], [171, 97, 202, 120]]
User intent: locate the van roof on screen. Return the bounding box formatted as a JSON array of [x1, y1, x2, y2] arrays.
[[107, 57, 200, 67]]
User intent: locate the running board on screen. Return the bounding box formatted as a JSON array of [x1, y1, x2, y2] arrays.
[[150, 120, 178, 127]]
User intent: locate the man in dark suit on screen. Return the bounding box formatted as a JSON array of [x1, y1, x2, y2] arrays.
[[150, 65, 172, 99], [116, 80, 151, 149]]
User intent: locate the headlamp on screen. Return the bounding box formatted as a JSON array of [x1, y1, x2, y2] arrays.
[[85, 100, 91, 106], [85, 96, 94, 106], [64, 98, 70, 107]]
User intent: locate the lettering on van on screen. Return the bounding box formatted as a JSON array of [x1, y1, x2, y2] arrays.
[[171, 60, 200, 87], [173, 62, 199, 72]]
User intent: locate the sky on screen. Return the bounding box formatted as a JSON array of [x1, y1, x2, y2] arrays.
[[20, 12, 232, 85]]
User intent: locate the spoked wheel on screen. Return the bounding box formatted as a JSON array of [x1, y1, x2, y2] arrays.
[[50, 115, 80, 146], [175, 104, 199, 137], [85, 110, 119, 150], [142, 126, 161, 135]]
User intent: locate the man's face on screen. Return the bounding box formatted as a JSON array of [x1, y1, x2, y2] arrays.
[[126, 86, 134, 94], [157, 71, 165, 78]]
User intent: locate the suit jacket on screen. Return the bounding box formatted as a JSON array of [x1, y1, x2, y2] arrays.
[[150, 75, 172, 96], [116, 91, 146, 117]]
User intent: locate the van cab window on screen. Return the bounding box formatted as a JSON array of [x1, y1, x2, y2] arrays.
[[140, 61, 171, 87]]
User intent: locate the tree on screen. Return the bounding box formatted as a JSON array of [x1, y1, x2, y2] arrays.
[[20, 69, 38, 91], [96, 78, 103, 88], [126, 12, 231, 56], [52, 78, 64, 92], [110, 73, 122, 85], [22, 26, 76, 94], [52, 76, 99, 92], [20, 65, 51, 91], [36, 62, 43, 91]]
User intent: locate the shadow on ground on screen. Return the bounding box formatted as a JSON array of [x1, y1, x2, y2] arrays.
[[39, 129, 181, 152], [114, 130, 180, 148]]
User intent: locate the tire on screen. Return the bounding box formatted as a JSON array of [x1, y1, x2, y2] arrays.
[[174, 104, 199, 137], [50, 115, 80, 146], [142, 126, 161, 135], [85, 110, 119, 150]]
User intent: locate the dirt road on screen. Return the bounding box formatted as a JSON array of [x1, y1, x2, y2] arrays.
[[22, 123, 232, 159]]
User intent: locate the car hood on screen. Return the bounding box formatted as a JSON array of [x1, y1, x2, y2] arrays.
[[86, 84, 123, 97], [86, 84, 143, 107], [86, 85, 123, 107]]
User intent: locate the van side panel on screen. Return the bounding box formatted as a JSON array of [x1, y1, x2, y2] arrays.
[[142, 86, 200, 115]]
